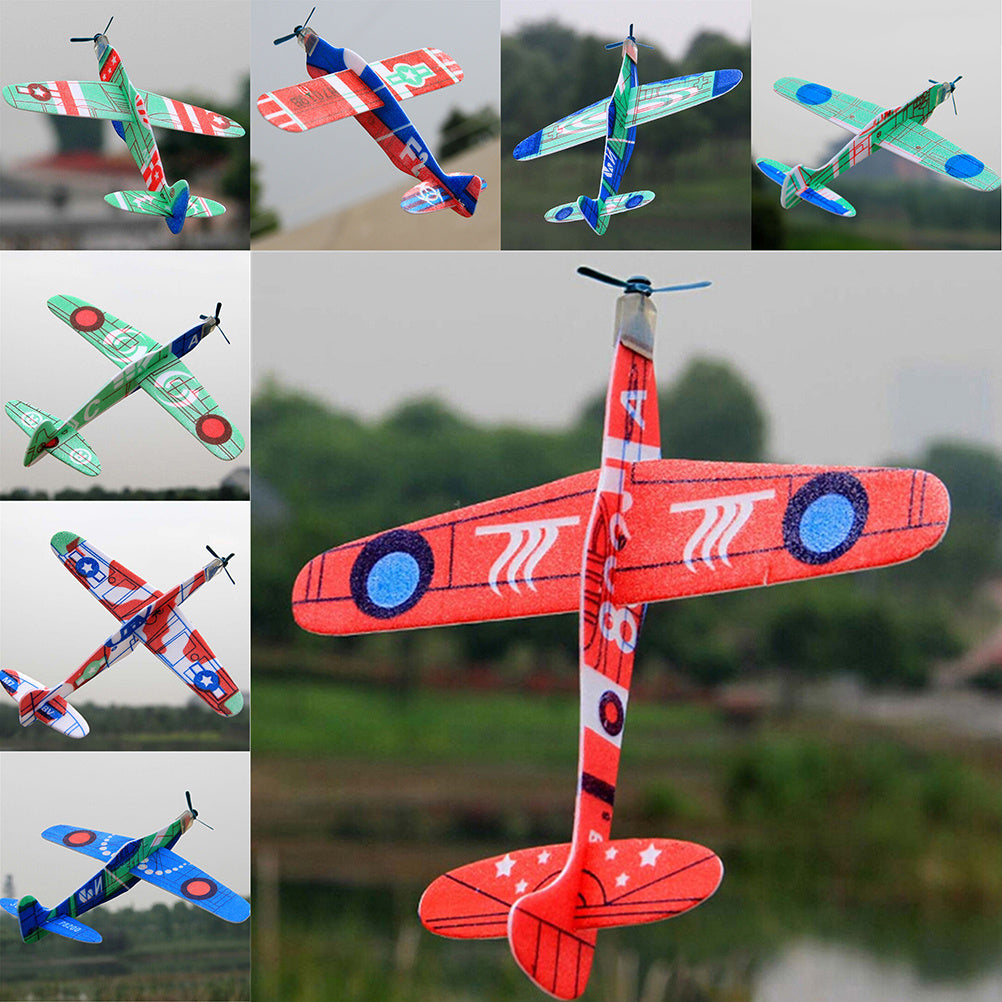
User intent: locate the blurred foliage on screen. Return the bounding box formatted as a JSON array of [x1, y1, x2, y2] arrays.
[[1, 485, 248, 501], [439, 105, 501, 160], [252, 354, 998, 691]]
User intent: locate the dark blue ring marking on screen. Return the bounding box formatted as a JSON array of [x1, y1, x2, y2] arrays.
[[63, 829, 97, 847], [181, 877, 218, 900], [599, 691, 624, 737], [796, 83, 832, 106], [350, 530, 434, 619], [945, 153, 984, 179], [783, 473, 868, 564]]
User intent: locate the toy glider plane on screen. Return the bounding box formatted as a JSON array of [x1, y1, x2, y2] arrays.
[[292, 267, 950, 998], [513, 25, 742, 234], [1, 17, 245, 233], [1, 532, 243, 738], [257, 7, 485, 217], [756, 76, 1001, 216], [5, 296, 243, 478], [0, 793, 249, 943]]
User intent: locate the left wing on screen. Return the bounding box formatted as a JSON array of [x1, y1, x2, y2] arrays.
[[2, 79, 131, 120], [137, 91, 245, 137], [772, 76, 885, 134], [51, 531, 163, 622], [131, 847, 250, 922], [513, 96, 610, 160], [257, 70, 383, 132], [47, 295, 160, 370], [293, 461, 948, 636], [139, 364, 245, 461], [42, 824, 131, 861], [630, 70, 742, 127], [878, 120, 1001, 190]]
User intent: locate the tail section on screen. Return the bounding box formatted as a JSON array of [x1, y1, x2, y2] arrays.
[[401, 173, 484, 217], [1, 669, 90, 738], [576, 195, 609, 235], [104, 179, 226, 232], [546, 190, 654, 227], [755, 158, 856, 217], [4, 401, 101, 476], [0, 896, 102, 944], [420, 837, 723, 999]]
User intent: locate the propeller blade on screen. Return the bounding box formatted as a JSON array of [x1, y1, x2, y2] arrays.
[[185, 790, 214, 830], [303, 6, 316, 29], [273, 31, 297, 45], [206, 545, 236, 585], [577, 265, 628, 288], [650, 281, 712, 293]]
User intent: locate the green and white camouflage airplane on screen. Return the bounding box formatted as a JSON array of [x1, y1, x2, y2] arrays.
[[2, 17, 245, 233], [5, 296, 244, 478], [757, 76, 1001, 216]]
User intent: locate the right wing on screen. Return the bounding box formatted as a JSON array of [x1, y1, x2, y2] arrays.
[[772, 76, 885, 134], [513, 96, 610, 160], [50, 531, 162, 622], [47, 295, 161, 370], [131, 846, 250, 922], [2, 79, 131, 120], [293, 461, 948, 636], [42, 824, 131, 861], [137, 91, 245, 137], [630, 69, 742, 127]]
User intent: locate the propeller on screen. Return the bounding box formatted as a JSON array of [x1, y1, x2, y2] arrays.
[[929, 75, 962, 114], [274, 6, 316, 45], [199, 302, 229, 344], [577, 266, 710, 297], [206, 544, 236, 585], [185, 790, 214, 831], [70, 16, 113, 43], [605, 24, 653, 51]]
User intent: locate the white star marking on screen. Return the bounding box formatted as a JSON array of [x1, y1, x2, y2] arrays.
[[639, 843, 662, 867], [615, 872, 629, 887], [515, 880, 528, 895], [537, 850, 551, 865], [605, 846, 618, 860], [495, 854, 516, 878]]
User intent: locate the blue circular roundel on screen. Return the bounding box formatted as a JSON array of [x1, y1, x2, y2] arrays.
[[350, 530, 434, 619], [782, 473, 868, 564]]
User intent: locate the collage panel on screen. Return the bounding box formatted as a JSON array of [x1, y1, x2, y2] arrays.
[[0, 0, 250, 250], [752, 0, 1001, 248], [0, 752, 250, 999], [250, 0, 501, 250], [250, 248, 1002, 1000]]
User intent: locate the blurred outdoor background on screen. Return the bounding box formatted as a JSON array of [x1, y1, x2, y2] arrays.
[[250, 252, 1001, 1001]]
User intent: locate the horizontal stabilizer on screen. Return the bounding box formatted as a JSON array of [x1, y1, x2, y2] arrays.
[[103, 190, 226, 220], [1, 896, 102, 943], [401, 173, 484, 217], [545, 190, 655, 224], [419, 837, 722, 941], [755, 159, 856, 217], [1, 669, 89, 738], [4, 400, 101, 476]]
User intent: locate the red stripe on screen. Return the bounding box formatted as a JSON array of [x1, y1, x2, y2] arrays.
[[192, 104, 216, 134], [172, 98, 194, 132], [55, 80, 79, 116]]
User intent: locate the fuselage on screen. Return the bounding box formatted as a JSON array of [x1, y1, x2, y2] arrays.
[[42, 810, 193, 928], [296, 29, 476, 214], [30, 319, 216, 463], [594, 38, 640, 204]]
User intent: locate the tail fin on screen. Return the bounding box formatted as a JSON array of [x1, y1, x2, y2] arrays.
[[420, 837, 723, 999], [5, 401, 101, 476], [400, 173, 484, 217], [576, 195, 609, 235], [5, 896, 102, 943], [546, 190, 654, 227], [755, 158, 856, 217], [104, 180, 226, 232]]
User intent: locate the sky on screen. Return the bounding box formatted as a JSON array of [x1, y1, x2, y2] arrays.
[[752, 0, 1001, 167], [251, 0, 502, 229], [0, 751, 250, 910], [0, 251, 250, 494], [0, 500, 250, 714], [0, 0, 249, 169], [252, 249, 1001, 468], [500, 0, 750, 59]]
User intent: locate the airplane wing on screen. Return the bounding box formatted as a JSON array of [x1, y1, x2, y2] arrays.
[[131, 602, 244, 716], [512, 96, 610, 160], [293, 461, 948, 636], [772, 76, 885, 134], [42, 824, 131, 861], [139, 363, 245, 461], [630, 70, 742, 128], [51, 531, 162, 622], [136, 91, 245, 137], [47, 295, 160, 370], [368, 47, 464, 101], [2, 79, 131, 120], [130, 847, 250, 922], [878, 120, 1001, 191], [257, 71, 383, 132]]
